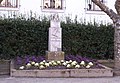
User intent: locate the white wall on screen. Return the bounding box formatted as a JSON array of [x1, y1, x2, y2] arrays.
[[0, 0, 117, 24]]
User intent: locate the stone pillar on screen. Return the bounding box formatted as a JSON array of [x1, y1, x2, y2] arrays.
[[46, 14, 64, 61]]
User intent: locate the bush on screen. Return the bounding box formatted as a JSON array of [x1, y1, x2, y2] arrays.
[[62, 22, 114, 59], [0, 18, 114, 60]]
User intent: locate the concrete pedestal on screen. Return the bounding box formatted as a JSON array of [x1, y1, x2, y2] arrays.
[[46, 51, 64, 61]]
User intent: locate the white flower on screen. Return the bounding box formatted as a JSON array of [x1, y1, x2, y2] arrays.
[[51, 60, 55, 63], [71, 61, 77, 66], [60, 60, 64, 63], [45, 63, 49, 67], [48, 61, 52, 65], [69, 60, 72, 63], [19, 66, 24, 70], [66, 64, 71, 68], [88, 62, 93, 66], [53, 62, 57, 66], [73, 61, 77, 64], [62, 62, 67, 66], [39, 62, 44, 65], [65, 61, 69, 64], [86, 65, 91, 69], [34, 63, 39, 66], [80, 61, 85, 66], [31, 61, 35, 65], [39, 65, 45, 69], [56, 61, 61, 65], [75, 64, 80, 68], [26, 63, 31, 67], [42, 60, 46, 63]]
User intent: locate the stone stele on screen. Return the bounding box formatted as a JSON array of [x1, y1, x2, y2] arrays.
[[46, 14, 64, 61]]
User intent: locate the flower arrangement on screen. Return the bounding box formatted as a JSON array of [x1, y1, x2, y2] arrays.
[[15, 55, 103, 70]]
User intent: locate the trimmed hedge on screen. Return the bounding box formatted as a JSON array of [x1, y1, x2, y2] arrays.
[[0, 18, 114, 59], [62, 22, 114, 59]]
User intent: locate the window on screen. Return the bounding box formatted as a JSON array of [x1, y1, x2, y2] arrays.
[[43, 0, 62, 9], [86, 0, 106, 11], [0, 0, 19, 8]]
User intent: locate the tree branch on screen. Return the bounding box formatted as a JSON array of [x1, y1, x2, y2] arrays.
[[115, 0, 120, 15], [91, 0, 119, 23]]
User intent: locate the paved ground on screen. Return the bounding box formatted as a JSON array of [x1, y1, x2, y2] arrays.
[[0, 75, 120, 83]]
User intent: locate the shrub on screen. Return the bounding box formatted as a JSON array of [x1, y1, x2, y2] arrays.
[[0, 18, 114, 59]]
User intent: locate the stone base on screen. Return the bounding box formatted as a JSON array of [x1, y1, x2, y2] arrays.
[[46, 51, 64, 61], [10, 62, 113, 77]]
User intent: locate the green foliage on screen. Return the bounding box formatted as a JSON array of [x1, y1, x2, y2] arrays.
[[0, 18, 49, 59], [62, 22, 114, 59], [0, 18, 114, 60]]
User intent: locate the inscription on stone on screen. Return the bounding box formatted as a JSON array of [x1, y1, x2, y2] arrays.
[[48, 14, 62, 52]]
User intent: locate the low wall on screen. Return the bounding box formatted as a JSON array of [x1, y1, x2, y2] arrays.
[[0, 60, 10, 75], [10, 60, 113, 77]]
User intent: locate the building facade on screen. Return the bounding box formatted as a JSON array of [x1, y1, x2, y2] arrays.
[[0, 0, 116, 24]]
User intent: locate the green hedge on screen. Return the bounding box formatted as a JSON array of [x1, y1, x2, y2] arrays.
[[0, 18, 114, 59], [62, 22, 114, 59]]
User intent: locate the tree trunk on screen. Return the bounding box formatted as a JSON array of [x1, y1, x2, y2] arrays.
[[110, 0, 120, 70], [115, 0, 120, 15], [91, 0, 120, 70], [114, 19, 120, 69]]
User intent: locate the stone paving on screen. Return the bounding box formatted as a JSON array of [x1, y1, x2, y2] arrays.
[[0, 75, 120, 83]]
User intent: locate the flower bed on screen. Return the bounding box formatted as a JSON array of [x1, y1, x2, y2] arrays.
[[14, 55, 104, 70], [10, 55, 113, 77]]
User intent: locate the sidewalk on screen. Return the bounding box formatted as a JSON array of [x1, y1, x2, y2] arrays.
[[0, 75, 120, 83]]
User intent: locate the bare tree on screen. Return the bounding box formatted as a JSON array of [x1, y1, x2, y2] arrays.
[[91, 0, 120, 71]]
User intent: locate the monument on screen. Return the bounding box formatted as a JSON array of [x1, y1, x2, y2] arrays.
[[46, 14, 64, 61], [43, 0, 65, 61]]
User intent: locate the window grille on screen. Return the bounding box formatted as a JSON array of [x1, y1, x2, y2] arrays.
[[0, 0, 18, 8], [86, 0, 106, 11], [43, 0, 62, 9]]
